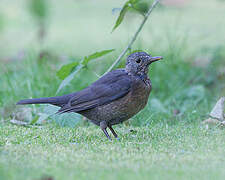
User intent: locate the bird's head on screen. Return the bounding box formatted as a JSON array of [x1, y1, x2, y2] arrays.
[[125, 52, 163, 76]]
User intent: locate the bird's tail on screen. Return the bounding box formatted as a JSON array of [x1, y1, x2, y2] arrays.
[[16, 95, 70, 107]]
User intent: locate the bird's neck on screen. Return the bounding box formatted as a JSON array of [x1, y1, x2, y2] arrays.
[[138, 73, 148, 81], [126, 70, 150, 83]]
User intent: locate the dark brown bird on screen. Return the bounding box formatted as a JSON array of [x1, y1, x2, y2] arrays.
[[17, 52, 162, 140]]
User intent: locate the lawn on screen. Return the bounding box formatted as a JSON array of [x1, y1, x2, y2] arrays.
[[0, 0, 225, 180], [1, 123, 225, 180]]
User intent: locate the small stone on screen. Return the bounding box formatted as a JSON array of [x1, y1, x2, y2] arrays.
[[209, 97, 225, 121]]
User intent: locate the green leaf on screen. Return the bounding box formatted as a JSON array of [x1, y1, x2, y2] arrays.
[[112, 0, 153, 32], [53, 111, 82, 128], [131, 0, 152, 14], [112, 2, 131, 32], [57, 61, 79, 80], [56, 49, 114, 93], [30, 116, 39, 125], [56, 64, 83, 94], [35, 105, 59, 124], [40, 104, 82, 128], [82, 49, 115, 66]]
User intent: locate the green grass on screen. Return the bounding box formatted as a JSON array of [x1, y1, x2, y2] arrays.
[[0, 0, 225, 179], [1, 123, 225, 180]]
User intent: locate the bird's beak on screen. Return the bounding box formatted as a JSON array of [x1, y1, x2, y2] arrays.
[[149, 56, 163, 63]]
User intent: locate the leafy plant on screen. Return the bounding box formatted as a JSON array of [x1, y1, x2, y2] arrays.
[[103, 0, 159, 75], [111, 2, 132, 32], [56, 49, 115, 93], [112, 0, 153, 32]]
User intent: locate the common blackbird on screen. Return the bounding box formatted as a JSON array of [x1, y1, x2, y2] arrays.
[[17, 52, 162, 140]]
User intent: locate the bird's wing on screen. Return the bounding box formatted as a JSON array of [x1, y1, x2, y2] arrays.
[[58, 69, 132, 113]]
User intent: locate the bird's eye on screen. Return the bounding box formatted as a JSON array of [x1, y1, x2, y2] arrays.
[[136, 58, 141, 63]]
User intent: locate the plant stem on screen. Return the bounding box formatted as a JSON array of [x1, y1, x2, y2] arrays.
[[102, 0, 160, 76]]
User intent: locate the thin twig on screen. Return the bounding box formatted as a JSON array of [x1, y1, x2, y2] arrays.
[[102, 0, 160, 76]]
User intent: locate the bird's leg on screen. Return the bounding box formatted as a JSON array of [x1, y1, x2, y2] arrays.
[[100, 121, 111, 140], [108, 125, 118, 138]]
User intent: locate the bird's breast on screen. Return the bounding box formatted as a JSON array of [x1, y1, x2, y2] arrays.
[[80, 76, 152, 126], [127, 77, 152, 112]]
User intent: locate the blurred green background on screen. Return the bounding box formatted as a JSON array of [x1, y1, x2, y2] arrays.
[[0, 0, 225, 180]]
